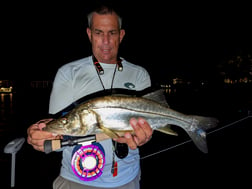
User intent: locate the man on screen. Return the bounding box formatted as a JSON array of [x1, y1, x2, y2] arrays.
[[27, 4, 153, 189]]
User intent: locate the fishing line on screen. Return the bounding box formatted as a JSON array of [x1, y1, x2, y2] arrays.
[[139, 113, 252, 160], [207, 115, 252, 135], [140, 140, 191, 160]]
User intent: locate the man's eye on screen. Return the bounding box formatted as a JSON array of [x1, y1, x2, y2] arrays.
[[93, 30, 102, 35], [110, 31, 117, 35]]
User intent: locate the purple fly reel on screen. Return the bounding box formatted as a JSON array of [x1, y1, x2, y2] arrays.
[[71, 144, 105, 181]]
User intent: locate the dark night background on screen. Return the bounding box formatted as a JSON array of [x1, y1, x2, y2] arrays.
[[1, 1, 251, 81], [1, 1, 252, 188]]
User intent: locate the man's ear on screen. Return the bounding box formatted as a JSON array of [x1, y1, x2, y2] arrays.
[[119, 29, 125, 43], [86, 27, 92, 42]]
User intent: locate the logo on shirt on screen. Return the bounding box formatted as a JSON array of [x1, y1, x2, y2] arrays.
[[124, 82, 135, 89]]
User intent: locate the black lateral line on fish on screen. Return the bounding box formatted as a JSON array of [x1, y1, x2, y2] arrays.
[[92, 106, 193, 125]]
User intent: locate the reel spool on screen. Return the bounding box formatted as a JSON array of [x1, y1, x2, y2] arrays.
[[71, 144, 105, 181]]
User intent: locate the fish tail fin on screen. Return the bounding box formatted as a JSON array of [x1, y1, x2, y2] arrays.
[[186, 116, 219, 153], [192, 115, 219, 130]]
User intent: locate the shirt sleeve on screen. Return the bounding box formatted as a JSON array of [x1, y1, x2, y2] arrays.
[[136, 67, 152, 90], [49, 68, 74, 114]]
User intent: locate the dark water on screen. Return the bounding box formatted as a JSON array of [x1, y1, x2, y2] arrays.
[[0, 85, 252, 188]]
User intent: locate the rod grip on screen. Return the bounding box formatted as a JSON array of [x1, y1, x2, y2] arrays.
[[44, 139, 61, 154]]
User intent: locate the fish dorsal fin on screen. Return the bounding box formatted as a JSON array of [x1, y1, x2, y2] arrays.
[[142, 89, 170, 107]]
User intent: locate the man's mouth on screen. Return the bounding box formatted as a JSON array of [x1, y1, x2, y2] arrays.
[[101, 48, 111, 53]]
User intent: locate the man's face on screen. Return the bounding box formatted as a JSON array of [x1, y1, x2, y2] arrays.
[[87, 12, 125, 64]]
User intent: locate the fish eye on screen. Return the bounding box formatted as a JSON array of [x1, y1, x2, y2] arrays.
[[61, 118, 68, 124]]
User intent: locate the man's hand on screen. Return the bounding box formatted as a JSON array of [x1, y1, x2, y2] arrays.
[[114, 117, 153, 150], [27, 119, 62, 152]]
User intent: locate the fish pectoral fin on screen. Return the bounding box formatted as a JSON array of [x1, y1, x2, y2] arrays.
[[99, 125, 120, 139], [156, 125, 178, 136], [93, 110, 119, 139]]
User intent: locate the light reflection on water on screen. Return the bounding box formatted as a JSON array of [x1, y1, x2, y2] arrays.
[[0, 93, 14, 122]]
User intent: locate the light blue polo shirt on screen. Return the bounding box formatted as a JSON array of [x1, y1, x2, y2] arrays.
[[48, 56, 151, 188]]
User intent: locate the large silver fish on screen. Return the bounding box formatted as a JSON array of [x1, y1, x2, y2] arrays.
[[43, 89, 218, 153]]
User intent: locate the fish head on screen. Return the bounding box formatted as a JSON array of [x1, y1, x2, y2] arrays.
[[43, 108, 98, 136], [43, 112, 83, 135], [42, 117, 74, 135]]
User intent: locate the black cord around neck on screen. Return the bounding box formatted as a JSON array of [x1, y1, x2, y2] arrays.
[[93, 55, 123, 92]]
